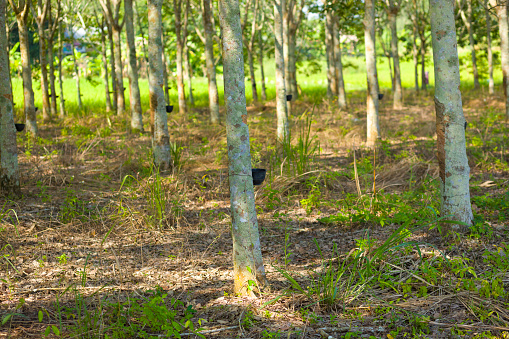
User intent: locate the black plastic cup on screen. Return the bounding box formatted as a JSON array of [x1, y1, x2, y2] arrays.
[[378, 93, 384, 100], [166, 105, 174, 113], [286, 94, 292, 102], [15, 123, 25, 132], [252, 168, 266, 186]]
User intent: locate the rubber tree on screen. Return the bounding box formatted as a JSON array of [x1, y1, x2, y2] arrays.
[[258, 29, 267, 101], [241, 0, 261, 103], [334, 17, 347, 109], [201, 0, 220, 123], [364, 0, 380, 147], [218, 0, 268, 296], [458, 0, 480, 89], [323, 0, 337, 98], [0, 0, 20, 196], [148, 0, 172, 169], [107, 19, 118, 112], [67, 18, 83, 111], [174, 0, 188, 115], [485, 0, 494, 95], [182, 2, 194, 106], [95, 11, 112, 112], [8, 0, 37, 136], [46, 1, 60, 118], [36, 0, 50, 121], [99, 0, 126, 116], [430, 0, 473, 229], [489, 0, 509, 116], [274, 0, 289, 142], [384, 0, 403, 109], [58, 21, 66, 118], [284, 0, 304, 101], [125, 0, 144, 132]]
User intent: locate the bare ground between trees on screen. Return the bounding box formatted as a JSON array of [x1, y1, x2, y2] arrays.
[[1, 89, 509, 338]]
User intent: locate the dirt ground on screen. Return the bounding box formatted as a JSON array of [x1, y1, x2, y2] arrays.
[[1, 88, 509, 338]]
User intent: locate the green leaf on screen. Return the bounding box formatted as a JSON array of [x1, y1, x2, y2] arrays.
[[52, 325, 60, 336], [1, 314, 12, 325], [38, 310, 43, 322], [45, 326, 51, 336]]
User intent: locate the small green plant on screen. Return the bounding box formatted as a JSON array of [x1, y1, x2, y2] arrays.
[[57, 254, 68, 265], [262, 329, 281, 338]]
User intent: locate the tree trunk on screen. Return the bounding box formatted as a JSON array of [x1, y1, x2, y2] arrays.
[[364, 0, 380, 147], [420, 40, 426, 90], [486, 0, 494, 95], [174, 0, 188, 115], [161, 28, 170, 104], [274, 0, 289, 142], [388, 6, 402, 109], [460, 0, 480, 89], [324, 10, 337, 97], [430, 0, 473, 229], [100, 20, 112, 112], [48, 37, 57, 117], [108, 24, 117, 112], [16, 18, 37, 136], [413, 25, 419, 91], [490, 0, 509, 117], [184, 45, 195, 106], [134, 2, 149, 79], [247, 48, 257, 102], [202, 0, 220, 123], [58, 21, 65, 118], [258, 30, 267, 101], [148, 0, 172, 169], [218, 0, 268, 296], [334, 19, 346, 109], [37, 0, 51, 121], [287, 30, 298, 100], [125, 0, 144, 132], [70, 26, 83, 111], [0, 0, 20, 196], [112, 26, 125, 116]]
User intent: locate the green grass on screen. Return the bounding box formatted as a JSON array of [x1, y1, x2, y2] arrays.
[[11, 51, 502, 116]]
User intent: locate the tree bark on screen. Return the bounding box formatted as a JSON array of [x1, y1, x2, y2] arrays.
[[184, 45, 195, 105], [413, 25, 419, 91], [107, 23, 117, 112], [258, 30, 267, 101], [0, 0, 20, 196], [202, 0, 220, 123], [420, 39, 426, 90], [47, 0, 58, 118], [486, 0, 494, 95], [218, 0, 268, 296], [324, 9, 337, 97], [99, 16, 112, 112], [285, 0, 303, 100], [11, 1, 37, 136], [58, 21, 65, 118], [174, 0, 188, 115], [69, 24, 83, 111], [148, 0, 171, 169], [112, 26, 125, 116], [37, 0, 50, 121], [161, 29, 170, 105], [334, 19, 347, 109], [125, 0, 143, 132], [387, 1, 402, 109], [459, 0, 480, 89], [364, 0, 380, 147], [274, 0, 289, 141], [490, 0, 509, 117], [430, 0, 473, 228]]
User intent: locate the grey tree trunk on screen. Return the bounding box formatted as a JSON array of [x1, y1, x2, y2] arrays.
[[202, 0, 220, 123], [0, 0, 20, 196], [112, 27, 125, 116], [148, 0, 171, 169], [324, 10, 337, 97], [460, 0, 480, 89], [258, 30, 267, 101], [274, 0, 289, 141], [364, 0, 380, 147], [334, 19, 347, 109], [184, 46, 195, 106], [70, 25, 83, 111], [47, 1, 58, 118], [413, 25, 419, 91], [285, 0, 303, 100], [134, 1, 149, 79], [108, 23, 117, 112], [420, 40, 426, 90], [11, 2, 37, 136], [218, 0, 268, 295], [100, 17, 112, 112], [247, 49, 257, 102], [430, 0, 473, 228], [174, 0, 188, 115], [387, 1, 402, 109], [490, 0, 509, 117], [37, 0, 50, 121], [486, 0, 494, 95], [161, 28, 170, 104], [58, 21, 65, 118], [125, 0, 144, 132]]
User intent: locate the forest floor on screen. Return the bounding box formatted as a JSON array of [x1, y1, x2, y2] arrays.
[[1, 88, 509, 338]]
